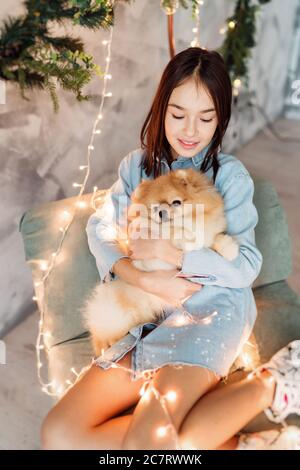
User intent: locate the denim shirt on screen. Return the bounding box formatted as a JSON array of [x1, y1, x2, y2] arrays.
[[86, 144, 263, 290]]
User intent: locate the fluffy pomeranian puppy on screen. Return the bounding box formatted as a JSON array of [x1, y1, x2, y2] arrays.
[[82, 168, 239, 356]]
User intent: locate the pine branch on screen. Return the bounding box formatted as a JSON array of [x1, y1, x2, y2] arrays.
[[0, 0, 131, 111], [217, 0, 272, 86]]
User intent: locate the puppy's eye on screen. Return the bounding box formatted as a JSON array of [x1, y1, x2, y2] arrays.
[[172, 200, 182, 206]]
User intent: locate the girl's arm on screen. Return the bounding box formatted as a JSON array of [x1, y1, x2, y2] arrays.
[[86, 153, 134, 283], [175, 171, 263, 289]]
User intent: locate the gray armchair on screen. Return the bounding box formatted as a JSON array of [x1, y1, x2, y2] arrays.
[[19, 175, 300, 432]]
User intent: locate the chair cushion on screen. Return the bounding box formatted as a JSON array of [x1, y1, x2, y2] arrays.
[[242, 280, 300, 432], [252, 177, 292, 288], [19, 193, 99, 348], [19, 178, 300, 432]]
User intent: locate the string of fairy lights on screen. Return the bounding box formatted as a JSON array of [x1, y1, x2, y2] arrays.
[[33, 13, 115, 397], [30, 0, 297, 449], [188, 0, 242, 96]]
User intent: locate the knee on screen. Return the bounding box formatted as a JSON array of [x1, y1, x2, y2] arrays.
[[41, 409, 78, 450]]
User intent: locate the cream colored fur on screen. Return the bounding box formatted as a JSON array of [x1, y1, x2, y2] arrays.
[[82, 169, 239, 356]]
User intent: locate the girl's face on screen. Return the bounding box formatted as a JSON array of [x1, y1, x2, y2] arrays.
[[164, 78, 218, 160]]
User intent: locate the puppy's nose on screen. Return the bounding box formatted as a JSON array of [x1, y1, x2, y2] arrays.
[[159, 209, 168, 221]]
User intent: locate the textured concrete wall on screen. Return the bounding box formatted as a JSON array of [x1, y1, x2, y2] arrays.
[[0, 0, 298, 335]]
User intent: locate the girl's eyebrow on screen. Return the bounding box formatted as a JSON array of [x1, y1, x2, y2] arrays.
[[168, 103, 215, 113]]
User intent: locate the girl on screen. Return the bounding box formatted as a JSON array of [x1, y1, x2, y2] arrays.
[[41, 47, 300, 450]]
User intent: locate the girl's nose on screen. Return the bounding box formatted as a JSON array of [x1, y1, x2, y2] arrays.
[[184, 119, 198, 136]]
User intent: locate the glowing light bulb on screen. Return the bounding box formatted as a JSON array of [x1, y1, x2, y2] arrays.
[[165, 390, 177, 402], [246, 371, 255, 381], [156, 426, 168, 438], [93, 129, 102, 134], [228, 20, 236, 29], [105, 92, 112, 97], [62, 210, 71, 220], [285, 427, 299, 442], [180, 438, 197, 450], [102, 40, 109, 45], [139, 382, 151, 400], [241, 352, 253, 368], [88, 145, 94, 150], [97, 114, 103, 120], [175, 316, 188, 326], [76, 201, 87, 209], [233, 78, 242, 88], [40, 260, 48, 271]]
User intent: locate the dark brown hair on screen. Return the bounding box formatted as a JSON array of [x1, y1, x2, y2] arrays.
[[139, 47, 232, 183]]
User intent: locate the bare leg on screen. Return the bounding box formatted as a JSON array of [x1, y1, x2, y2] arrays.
[[41, 352, 147, 450], [178, 370, 276, 450], [122, 364, 220, 450], [54, 369, 273, 450], [88, 412, 239, 450]]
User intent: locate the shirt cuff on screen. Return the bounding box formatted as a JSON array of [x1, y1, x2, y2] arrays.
[[175, 248, 218, 284], [99, 252, 131, 283]]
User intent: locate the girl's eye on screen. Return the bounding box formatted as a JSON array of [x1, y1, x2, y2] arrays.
[[171, 114, 213, 123]]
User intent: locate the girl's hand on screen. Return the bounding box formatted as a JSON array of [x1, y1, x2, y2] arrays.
[[128, 236, 160, 261], [128, 227, 181, 265], [140, 269, 203, 308]]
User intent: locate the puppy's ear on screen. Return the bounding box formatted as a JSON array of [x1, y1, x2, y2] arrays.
[[173, 169, 189, 187]]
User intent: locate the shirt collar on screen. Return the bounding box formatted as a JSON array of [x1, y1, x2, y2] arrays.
[[158, 142, 211, 167]]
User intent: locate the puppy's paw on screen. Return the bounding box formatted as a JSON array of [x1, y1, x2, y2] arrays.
[[213, 234, 239, 261]]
